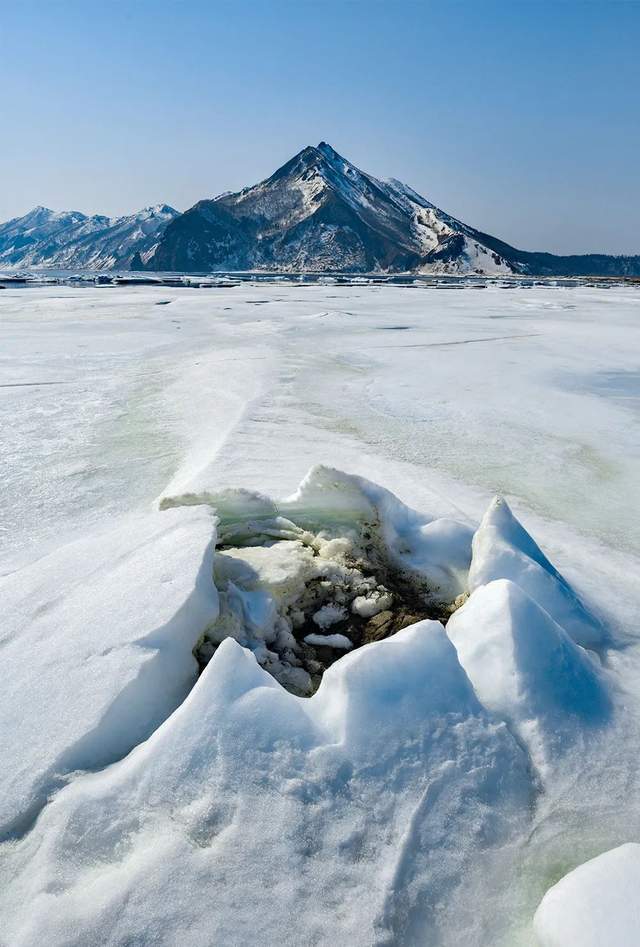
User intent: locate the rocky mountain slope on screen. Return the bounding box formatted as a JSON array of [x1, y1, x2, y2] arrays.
[[0, 204, 178, 270], [2, 144, 638, 275], [146, 142, 640, 276]]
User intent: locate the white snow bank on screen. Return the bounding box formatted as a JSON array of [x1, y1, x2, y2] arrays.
[[469, 497, 604, 650], [534, 843, 640, 946], [447, 579, 611, 773], [310, 620, 483, 748], [0, 505, 218, 839], [0, 625, 531, 947]]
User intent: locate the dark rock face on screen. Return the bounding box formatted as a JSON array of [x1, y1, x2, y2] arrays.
[[146, 142, 640, 276]]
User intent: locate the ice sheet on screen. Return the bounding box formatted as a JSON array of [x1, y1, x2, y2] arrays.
[[1, 282, 639, 945]]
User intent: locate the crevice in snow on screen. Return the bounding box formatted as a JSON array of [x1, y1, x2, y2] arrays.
[[192, 511, 457, 696]]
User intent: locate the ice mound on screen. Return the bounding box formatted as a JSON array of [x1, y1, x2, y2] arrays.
[[310, 619, 484, 747], [0, 504, 219, 841], [0, 465, 620, 945], [0, 625, 532, 947], [167, 465, 474, 602], [534, 843, 640, 946], [447, 579, 611, 774], [469, 497, 605, 650]]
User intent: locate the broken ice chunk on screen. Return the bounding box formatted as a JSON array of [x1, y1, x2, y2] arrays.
[[304, 633, 353, 650], [312, 603, 348, 629], [351, 590, 393, 618]]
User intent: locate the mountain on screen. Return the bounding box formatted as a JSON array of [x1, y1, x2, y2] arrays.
[[0, 204, 179, 270], [146, 142, 640, 277], [2, 145, 638, 276]]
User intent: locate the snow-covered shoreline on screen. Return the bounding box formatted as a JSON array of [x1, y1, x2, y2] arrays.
[[1, 282, 639, 944]]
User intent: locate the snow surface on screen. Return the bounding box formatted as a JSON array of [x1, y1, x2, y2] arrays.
[[534, 843, 640, 946], [1, 281, 640, 945]]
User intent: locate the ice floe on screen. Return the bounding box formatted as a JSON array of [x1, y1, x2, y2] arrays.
[[2, 276, 639, 946]]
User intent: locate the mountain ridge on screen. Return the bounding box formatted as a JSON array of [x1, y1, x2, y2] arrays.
[[1, 144, 639, 276], [0, 204, 179, 270], [145, 143, 640, 276]]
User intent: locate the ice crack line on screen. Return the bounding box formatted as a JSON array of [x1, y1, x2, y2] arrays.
[[372, 333, 541, 349], [0, 381, 68, 388]]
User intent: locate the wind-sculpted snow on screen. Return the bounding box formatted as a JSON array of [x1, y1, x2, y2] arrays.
[[448, 579, 611, 776], [0, 625, 532, 947]]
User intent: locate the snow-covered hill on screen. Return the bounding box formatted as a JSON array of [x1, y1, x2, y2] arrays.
[[0, 203, 178, 270], [147, 142, 640, 276]]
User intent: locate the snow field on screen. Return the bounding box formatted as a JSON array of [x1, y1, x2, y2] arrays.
[[1, 283, 639, 945]]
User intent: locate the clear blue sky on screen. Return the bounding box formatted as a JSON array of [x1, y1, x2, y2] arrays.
[[1, 0, 639, 254]]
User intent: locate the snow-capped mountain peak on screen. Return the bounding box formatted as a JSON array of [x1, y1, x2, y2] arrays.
[[3, 144, 639, 275], [147, 141, 513, 274], [144, 142, 640, 276], [138, 203, 179, 219], [0, 203, 179, 270]]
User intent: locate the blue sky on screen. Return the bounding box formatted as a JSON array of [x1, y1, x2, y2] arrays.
[[1, 0, 638, 254]]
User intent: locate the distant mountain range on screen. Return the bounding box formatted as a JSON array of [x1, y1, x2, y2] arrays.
[[2, 144, 639, 276], [0, 204, 178, 270]]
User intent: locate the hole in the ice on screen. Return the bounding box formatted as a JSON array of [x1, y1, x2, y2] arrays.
[[193, 514, 455, 696]]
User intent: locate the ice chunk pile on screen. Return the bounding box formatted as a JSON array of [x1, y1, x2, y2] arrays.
[[192, 467, 474, 694]]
